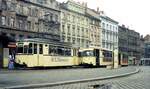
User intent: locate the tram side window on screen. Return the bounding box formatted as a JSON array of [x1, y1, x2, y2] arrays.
[[28, 43, 32, 54], [17, 46, 23, 53], [34, 44, 37, 54], [39, 44, 43, 54], [24, 45, 28, 54]]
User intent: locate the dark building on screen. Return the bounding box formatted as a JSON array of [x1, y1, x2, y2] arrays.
[[0, 0, 60, 41], [0, 0, 61, 68], [140, 35, 145, 59], [118, 25, 140, 65], [144, 35, 150, 58]]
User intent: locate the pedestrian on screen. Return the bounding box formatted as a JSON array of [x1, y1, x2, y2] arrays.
[[8, 55, 14, 70]]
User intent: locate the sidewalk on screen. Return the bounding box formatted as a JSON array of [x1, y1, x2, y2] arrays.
[[0, 67, 138, 88]]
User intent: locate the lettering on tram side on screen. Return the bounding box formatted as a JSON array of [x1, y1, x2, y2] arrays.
[[51, 57, 69, 62]]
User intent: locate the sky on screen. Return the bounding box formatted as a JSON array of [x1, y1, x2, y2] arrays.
[[56, 0, 150, 36]]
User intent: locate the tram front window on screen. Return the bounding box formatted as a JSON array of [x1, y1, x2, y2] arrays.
[[65, 49, 71, 56], [80, 50, 94, 57]]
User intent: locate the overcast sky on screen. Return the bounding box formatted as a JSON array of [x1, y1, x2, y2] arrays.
[[57, 0, 150, 36]]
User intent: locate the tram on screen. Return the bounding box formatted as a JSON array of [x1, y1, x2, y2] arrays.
[[78, 48, 113, 67], [15, 38, 78, 67]]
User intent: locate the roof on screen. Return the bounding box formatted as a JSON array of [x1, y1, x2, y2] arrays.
[[100, 16, 118, 24], [17, 38, 72, 48]]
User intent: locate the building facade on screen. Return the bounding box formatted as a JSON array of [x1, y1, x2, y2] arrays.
[[118, 25, 140, 65], [0, 0, 61, 68], [60, 0, 101, 48], [100, 15, 119, 68], [0, 0, 60, 41], [143, 35, 150, 58]]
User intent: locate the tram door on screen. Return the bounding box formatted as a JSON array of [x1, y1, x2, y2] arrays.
[[37, 44, 43, 66], [94, 49, 100, 66]]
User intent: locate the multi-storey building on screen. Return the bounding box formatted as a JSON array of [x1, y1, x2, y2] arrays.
[[139, 35, 150, 66], [0, 0, 61, 68], [118, 25, 129, 65], [0, 0, 60, 41], [86, 8, 101, 48], [118, 25, 140, 65], [100, 15, 118, 50], [100, 15, 119, 68], [60, 0, 101, 48], [140, 35, 145, 59], [143, 35, 150, 58]]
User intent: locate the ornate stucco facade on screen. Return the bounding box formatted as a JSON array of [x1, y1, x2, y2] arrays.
[[60, 0, 101, 48], [0, 0, 60, 41]]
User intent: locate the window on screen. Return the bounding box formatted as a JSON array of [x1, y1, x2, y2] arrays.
[[35, 23, 39, 32], [2, 0, 7, 10], [49, 46, 57, 56], [17, 43, 23, 53], [10, 18, 15, 27], [10, 33, 16, 39], [39, 44, 43, 54], [23, 45, 28, 54], [1, 16, 6, 25], [65, 48, 71, 56], [18, 20, 23, 29], [34, 9, 38, 17], [37, 0, 43, 4], [19, 35, 24, 40], [67, 24, 70, 34], [72, 25, 75, 36], [28, 43, 33, 54], [27, 21, 31, 31], [61, 26, 65, 33], [72, 38, 75, 44], [57, 47, 64, 55], [34, 44, 37, 54], [19, 5, 23, 14], [55, 15, 58, 22], [50, 13, 53, 21], [77, 26, 80, 36], [28, 7, 31, 16]]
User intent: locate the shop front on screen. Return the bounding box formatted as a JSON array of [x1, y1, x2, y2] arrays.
[[0, 35, 16, 68]]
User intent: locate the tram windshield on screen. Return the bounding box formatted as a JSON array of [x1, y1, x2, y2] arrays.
[[79, 50, 94, 57]]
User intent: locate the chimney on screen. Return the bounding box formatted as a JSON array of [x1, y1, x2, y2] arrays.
[[85, 2, 87, 7], [122, 24, 125, 27], [97, 7, 99, 12]]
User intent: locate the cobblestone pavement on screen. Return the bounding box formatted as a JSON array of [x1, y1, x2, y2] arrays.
[[34, 66, 149, 89], [0, 67, 135, 88]]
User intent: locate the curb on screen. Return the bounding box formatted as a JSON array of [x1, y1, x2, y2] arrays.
[[5, 68, 140, 89]]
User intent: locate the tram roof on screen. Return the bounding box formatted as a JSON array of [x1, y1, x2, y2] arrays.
[[17, 38, 72, 47]]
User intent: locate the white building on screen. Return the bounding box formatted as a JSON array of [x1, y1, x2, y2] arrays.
[[100, 15, 119, 68], [100, 15, 118, 51]]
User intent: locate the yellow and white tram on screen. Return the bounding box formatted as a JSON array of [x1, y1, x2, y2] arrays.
[[15, 38, 78, 67], [15, 38, 126, 68], [78, 48, 113, 67]]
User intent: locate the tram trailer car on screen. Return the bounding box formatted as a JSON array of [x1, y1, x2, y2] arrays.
[[15, 38, 79, 68], [78, 48, 113, 67]]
